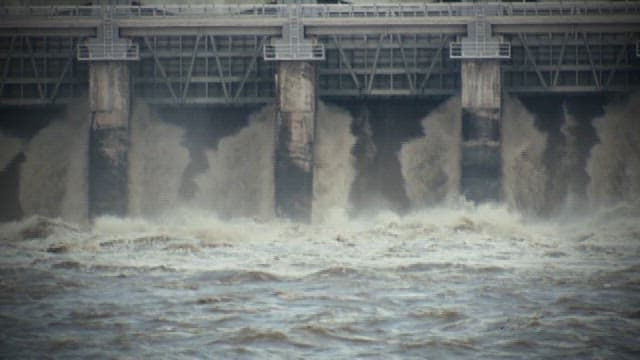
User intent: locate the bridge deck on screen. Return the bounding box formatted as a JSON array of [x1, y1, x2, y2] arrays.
[[0, 2, 639, 106]]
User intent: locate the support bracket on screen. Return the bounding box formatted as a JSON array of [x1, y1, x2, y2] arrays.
[[450, 4, 510, 59], [263, 4, 324, 61], [77, 5, 139, 61]]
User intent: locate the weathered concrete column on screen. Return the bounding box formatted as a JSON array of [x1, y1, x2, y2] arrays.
[[274, 61, 316, 222], [88, 62, 129, 218], [460, 60, 502, 202]]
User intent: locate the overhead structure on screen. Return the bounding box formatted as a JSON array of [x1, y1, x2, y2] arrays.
[[0, 1, 639, 219], [264, 3, 325, 61], [450, 4, 510, 59], [77, 4, 139, 61], [1, 2, 639, 105]]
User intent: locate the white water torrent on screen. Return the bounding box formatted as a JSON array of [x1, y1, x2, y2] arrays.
[[194, 104, 277, 220], [2, 95, 640, 359], [501, 96, 549, 214], [3, 94, 638, 221], [312, 102, 357, 222], [128, 102, 190, 218], [587, 93, 640, 207], [17, 101, 89, 223], [399, 97, 461, 208]]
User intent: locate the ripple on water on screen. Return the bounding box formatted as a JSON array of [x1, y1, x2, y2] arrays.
[[305, 266, 367, 280], [209, 327, 314, 349], [189, 270, 282, 285]]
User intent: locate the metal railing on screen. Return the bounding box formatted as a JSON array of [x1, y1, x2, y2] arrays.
[[0, 6, 101, 17], [449, 40, 510, 59], [77, 42, 139, 61], [112, 4, 285, 18], [2, 2, 638, 20], [263, 43, 325, 61]]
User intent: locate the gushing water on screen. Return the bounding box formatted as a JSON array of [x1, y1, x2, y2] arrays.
[[587, 93, 640, 206], [501, 96, 548, 214], [399, 96, 461, 208], [194, 104, 276, 219], [17, 101, 89, 223], [1, 204, 638, 358], [128, 102, 190, 217], [1, 95, 640, 358], [312, 102, 357, 222]]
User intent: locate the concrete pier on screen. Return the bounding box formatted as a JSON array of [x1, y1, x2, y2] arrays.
[[274, 61, 316, 223], [460, 60, 502, 202], [88, 62, 130, 218]]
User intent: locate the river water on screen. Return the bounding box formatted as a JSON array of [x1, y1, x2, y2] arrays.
[[1, 204, 639, 359], [2, 94, 640, 358]]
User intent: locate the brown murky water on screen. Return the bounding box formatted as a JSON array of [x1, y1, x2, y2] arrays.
[[1, 205, 639, 359]]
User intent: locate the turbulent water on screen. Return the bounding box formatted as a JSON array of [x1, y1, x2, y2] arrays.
[[17, 102, 89, 224], [1, 95, 640, 358], [400, 96, 461, 208], [587, 93, 640, 207], [1, 206, 639, 358], [501, 96, 549, 214]]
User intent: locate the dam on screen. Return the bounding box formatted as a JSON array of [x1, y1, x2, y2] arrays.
[[3, 2, 640, 358], [1, 0, 640, 222]]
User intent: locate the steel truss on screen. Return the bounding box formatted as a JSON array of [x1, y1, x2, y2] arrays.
[[0, 35, 87, 105], [319, 33, 457, 98], [503, 32, 639, 93], [0, 2, 639, 106], [134, 35, 275, 105]]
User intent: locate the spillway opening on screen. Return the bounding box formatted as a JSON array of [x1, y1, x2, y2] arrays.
[[331, 98, 448, 216], [151, 105, 257, 202], [0, 92, 638, 224], [0, 106, 68, 222]]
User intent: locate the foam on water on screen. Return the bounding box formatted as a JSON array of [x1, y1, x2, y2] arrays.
[[2, 92, 640, 358]]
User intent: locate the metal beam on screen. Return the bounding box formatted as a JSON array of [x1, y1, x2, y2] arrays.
[[367, 33, 386, 94], [604, 34, 629, 89], [181, 33, 201, 102], [418, 35, 448, 93], [395, 34, 415, 94], [0, 35, 16, 98], [143, 35, 178, 103], [518, 32, 548, 88], [581, 32, 601, 88], [49, 41, 74, 103], [233, 36, 265, 101], [209, 35, 230, 102], [552, 32, 568, 87], [333, 35, 360, 90], [24, 36, 46, 100]]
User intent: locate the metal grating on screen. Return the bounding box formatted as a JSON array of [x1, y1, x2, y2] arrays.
[[264, 43, 324, 61], [263, 4, 325, 61], [77, 5, 139, 61], [450, 40, 510, 59], [77, 42, 139, 61], [450, 5, 510, 60]]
